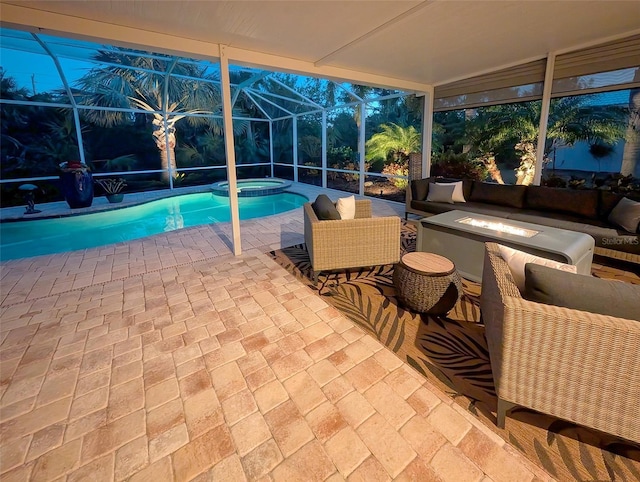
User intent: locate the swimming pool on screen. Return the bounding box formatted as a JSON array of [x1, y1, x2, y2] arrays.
[[0, 192, 307, 261]]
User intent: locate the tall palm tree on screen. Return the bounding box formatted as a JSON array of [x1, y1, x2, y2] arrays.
[[620, 70, 640, 178], [365, 123, 422, 163], [464, 96, 628, 184], [74, 49, 222, 182]]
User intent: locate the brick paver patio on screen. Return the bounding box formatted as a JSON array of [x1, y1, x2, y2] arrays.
[[0, 184, 553, 481]]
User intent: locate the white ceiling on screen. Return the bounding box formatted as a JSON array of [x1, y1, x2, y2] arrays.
[[2, 0, 639, 90]]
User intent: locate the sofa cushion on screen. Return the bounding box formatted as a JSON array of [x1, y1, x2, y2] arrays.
[[608, 197, 640, 233], [525, 185, 599, 219], [436, 181, 466, 202], [312, 194, 341, 220], [412, 200, 517, 218], [335, 195, 356, 219], [523, 263, 640, 321], [448, 202, 517, 218], [411, 200, 454, 215], [470, 182, 527, 209], [497, 244, 577, 292], [427, 183, 456, 203], [599, 190, 625, 219], [507, 210, 639, 254], [411, 178, 431, 201]]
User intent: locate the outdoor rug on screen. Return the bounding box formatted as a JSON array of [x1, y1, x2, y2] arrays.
[[268, 221, 640, 481]]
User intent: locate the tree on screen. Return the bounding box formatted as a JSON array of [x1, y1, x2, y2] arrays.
[[620, 70, 640, 178], [1, 69, 79, 177], [464, 96, 628, 184], [74, 49, 222, 182], [433, 110, 467, 156], [365, 123, 421, 163]]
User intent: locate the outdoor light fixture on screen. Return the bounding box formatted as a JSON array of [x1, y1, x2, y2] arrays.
[[18, 184, 42, 214]]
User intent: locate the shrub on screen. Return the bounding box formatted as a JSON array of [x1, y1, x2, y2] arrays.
[[568, 176, 586, 189], [541, 175, 567, 188], [382, 162, 408, 189], [431, 151, 488, 180]]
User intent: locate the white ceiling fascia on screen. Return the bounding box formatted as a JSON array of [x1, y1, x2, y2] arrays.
[[0, 4, 222, 63], [0, 2, 433, 94], [6, 1, 636, 97], [225, 45, 429, 93]]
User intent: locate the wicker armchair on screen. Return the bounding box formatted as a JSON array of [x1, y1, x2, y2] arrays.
[[480, 242, 640, 443], [303, 199, 401, 282]]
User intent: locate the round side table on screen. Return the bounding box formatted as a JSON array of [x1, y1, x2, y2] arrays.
[[393, 252, 463, 315]]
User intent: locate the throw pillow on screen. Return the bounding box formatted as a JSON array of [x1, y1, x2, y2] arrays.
[[436, 181, 466, 203], [312, 194, 341, 220], [411, 178, 431, 201], [496, 244, 577, 293], [608, 197, 640, 233], [426, 183, 456, 204], [335, 195, 356, 220], [524, 263, 640, 321]]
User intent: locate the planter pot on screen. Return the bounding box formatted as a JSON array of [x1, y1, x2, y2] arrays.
[[106, 193, 124, 203], [60, 170, 93, 208]]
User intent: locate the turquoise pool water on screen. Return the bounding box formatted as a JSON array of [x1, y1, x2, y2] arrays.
[[0, 192, 307, 261]]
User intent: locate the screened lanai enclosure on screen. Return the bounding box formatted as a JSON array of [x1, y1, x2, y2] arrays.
[[1, 25, 640, 209], [0, 27, 424, 207]]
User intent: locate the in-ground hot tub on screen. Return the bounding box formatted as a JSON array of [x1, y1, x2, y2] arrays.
[[211, 178, 292, 197]]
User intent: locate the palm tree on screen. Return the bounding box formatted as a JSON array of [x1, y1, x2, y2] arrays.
[[365, 123, 422, 163], [464, 96, 628, 184], [620, 70, 640, 178], [74, 49, 222, 182]]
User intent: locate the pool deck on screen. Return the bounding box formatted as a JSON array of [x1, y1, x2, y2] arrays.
[[0, 183, 553, 481], [0, 185, 213, 222]]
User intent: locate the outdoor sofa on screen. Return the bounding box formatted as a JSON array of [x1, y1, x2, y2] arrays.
[[303, 197, 401, 282], [480, 242, 640, 443], [406, 177, 640, 264]]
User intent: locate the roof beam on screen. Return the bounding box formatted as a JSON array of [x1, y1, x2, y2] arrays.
[[314, 1, 435, 67]]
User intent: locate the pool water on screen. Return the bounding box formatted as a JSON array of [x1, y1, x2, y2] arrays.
[[0, 192, 307, 261]]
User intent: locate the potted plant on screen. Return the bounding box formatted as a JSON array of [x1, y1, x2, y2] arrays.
[[59, 161, 93, 208], [95, 178, 127, 203]]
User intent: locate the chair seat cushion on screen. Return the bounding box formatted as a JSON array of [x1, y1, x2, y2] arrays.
[[523, 263, 640, 321], [312, 194, 341, 220]]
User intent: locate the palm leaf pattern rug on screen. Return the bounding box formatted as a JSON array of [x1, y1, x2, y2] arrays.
[[268, 221, 640, 481]]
